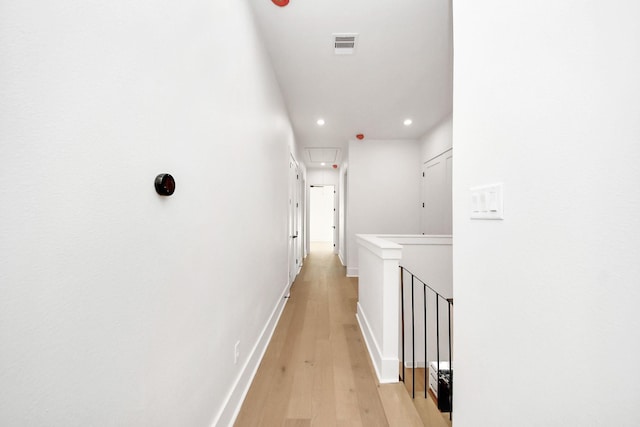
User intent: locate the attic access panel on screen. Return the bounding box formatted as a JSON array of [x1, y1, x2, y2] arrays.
[[305, 148, 340, 164]]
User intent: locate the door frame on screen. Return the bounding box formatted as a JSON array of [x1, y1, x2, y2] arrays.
[[307, 184, 337, 253], [288, 155, 302, 287]]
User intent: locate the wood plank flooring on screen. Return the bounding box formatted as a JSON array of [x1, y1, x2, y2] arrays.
[[234, 243, 425, 426], [402, 368, 452, 427]]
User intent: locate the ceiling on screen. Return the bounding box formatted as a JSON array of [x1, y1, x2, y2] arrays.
[[248, 0, 453, 169]]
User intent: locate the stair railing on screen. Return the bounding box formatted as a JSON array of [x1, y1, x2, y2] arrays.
[[400, 266, 453, 418]]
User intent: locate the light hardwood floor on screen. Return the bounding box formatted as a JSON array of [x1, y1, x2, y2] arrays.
[[402, 367, 452, 427], [235, 243, 449, 426]]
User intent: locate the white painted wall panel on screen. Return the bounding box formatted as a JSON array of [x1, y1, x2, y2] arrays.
[[453, 1, 640, 425], [0, 1, 293, 426], [346, 140, 421, 275], [306, 168, 339, 187]]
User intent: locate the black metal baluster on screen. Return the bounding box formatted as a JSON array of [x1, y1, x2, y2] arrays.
[[436, 296, 440, 406], [397, 267, 453, 412], [400, 267, 405, 382], [424, 284, 427, 398], [411, 274, 415, 399], [448, 299, 453, 419]]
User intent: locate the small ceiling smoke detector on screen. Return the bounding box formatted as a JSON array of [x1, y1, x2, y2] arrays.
[[333, 33, 358, 55], [317, 118, 325, 126], [404, 119, 413, 126]]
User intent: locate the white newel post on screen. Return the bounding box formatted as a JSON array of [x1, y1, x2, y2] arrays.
[[355, 234, 402, 383]]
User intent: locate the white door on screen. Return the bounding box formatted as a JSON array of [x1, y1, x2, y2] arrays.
[[296, 173, 304, 266], [300, 178, 306, 260], [332, 186, 337, 254], [340, 170, 347, 264], [421, 149, 453, 235], [288, 158, 300, 286], [310, 185, 335, 245]]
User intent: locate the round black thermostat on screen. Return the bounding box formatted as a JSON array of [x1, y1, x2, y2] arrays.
[[155, 174, 175, 196]]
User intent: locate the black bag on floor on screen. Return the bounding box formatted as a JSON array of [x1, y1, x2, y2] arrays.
[[437, 372, 451, 412]]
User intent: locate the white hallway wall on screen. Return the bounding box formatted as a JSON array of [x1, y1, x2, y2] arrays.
[[346, 139, 421, 276], [306, 168, 339, 187], [453, 1, 640, 426], [0, 1, 294, 426]]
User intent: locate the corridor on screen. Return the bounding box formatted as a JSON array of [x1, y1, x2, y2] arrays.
[[234, 243, 423, 426]]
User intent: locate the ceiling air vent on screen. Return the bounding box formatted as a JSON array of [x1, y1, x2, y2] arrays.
[[333, 33, 358, 55]]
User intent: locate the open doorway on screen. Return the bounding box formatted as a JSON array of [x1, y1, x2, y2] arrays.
[[309, 185, 335, 253]]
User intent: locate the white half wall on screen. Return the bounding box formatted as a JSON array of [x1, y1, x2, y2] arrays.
[[0, 1, 293, 426], [346, 140, 421, 276], [367, 235, 453, 367], [355, 235, 403, 383], [453, 1, 640, 426]]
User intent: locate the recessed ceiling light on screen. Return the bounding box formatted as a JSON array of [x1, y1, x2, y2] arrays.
[[321, 162, 326, 166], [403, 119, 413, 126], [317, 119, 325, 126]]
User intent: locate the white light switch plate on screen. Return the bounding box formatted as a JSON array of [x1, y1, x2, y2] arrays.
[[470, 183, 503, 219]]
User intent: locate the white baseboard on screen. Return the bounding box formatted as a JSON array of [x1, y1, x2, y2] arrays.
[[356, 303, 398, 384], [338, 251, 346, 266], [346, 267, 358, 277], [212, 282, 290, 427]]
